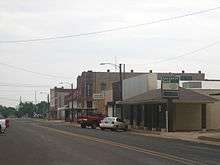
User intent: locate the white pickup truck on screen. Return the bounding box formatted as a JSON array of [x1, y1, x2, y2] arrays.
[[0, 114, 9, 133]]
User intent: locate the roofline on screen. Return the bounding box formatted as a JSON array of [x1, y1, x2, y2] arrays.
[[118, 100, 216, 105]]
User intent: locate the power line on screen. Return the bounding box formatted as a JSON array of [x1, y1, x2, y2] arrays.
[[0, 89, 48, 92], [0, 82, 50, 88], [150, 40, 220, 64], [0, 6, 220, 44], [0, 97, 33, 102], [0, 62, 72, 79]]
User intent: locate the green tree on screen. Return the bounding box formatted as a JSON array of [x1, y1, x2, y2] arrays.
[[36, 101, 49, 118], [0, 105, 16, 117], [17, 102, 35, 118]]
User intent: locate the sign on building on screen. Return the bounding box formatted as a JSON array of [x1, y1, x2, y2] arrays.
[[93, 93, 104, 100], [161, 76, 180, 98]]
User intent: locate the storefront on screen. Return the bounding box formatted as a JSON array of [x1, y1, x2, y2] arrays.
[[119, 88, 217, 132]]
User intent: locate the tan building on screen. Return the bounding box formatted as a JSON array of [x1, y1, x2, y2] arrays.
[[119, 88, 217, 132], [192, 89, 220, 130], [116, 71, 220, 132], [49, 87, 72, 119]]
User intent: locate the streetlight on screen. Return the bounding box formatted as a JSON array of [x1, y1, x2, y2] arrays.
[[59, 82, 74, 122], [100, 63, 124, 119]]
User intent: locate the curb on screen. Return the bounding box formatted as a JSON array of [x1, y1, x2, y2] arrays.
[[198, 136, 220, 142], [129, 129, 161, 135]]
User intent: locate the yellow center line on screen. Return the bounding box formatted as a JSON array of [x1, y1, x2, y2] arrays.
[[34, 124, 206, 165]]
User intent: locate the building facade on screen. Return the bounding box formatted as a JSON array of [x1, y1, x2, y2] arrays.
[[114, 71, 220, 131], [49, 87, 72, 119], [76, 70, 146, 114]]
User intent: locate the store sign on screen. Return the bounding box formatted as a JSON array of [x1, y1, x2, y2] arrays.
[[161, 76, 180, 98], [93, 93, 104, 100]]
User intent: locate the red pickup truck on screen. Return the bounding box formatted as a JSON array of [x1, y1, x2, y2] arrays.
[[77, 113, 106, 129]]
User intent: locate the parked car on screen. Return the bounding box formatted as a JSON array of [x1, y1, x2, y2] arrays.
[[0, 114, 10, 133], [77, 113, 106, 129], [99, 117, 128, 131]]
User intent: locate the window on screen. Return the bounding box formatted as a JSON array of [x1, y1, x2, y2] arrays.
[[86, 83, 93, 96], [100, 83, 107, 91], [87, 101, 93, 108]]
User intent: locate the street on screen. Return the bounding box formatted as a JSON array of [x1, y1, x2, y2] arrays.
[[1, 119, 220, 165]]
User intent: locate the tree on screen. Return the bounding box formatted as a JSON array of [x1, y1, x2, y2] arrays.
[[17, 102, 35, 118], [0, 105, 16, 118], [36, 101, 49, 118], [0, 101, 49, 118]]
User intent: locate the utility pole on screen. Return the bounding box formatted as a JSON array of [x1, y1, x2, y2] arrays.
[[99, 62, 124, 118], [119, 64, 124, 120], [34, 91, 37, 104], [34, 91, 37, 117], [71, 83, 74, 122], [47, 94, 50, 119]]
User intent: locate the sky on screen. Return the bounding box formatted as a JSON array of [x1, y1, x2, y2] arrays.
[[0, 0, 220, 107]]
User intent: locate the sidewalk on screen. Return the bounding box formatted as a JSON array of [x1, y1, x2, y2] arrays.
[[131, 129, 220, 146]]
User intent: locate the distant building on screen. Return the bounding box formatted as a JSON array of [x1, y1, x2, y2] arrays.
[[112, 71, 205, 117], [49, 87, 72, 119], [112, 71, 220, 132], [76, 70, 146, 114]]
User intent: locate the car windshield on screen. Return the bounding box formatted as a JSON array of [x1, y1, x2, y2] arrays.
[[103, 117, 115, 123]]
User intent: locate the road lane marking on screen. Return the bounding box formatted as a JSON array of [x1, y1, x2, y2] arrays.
[[34, 124, 207, 165]]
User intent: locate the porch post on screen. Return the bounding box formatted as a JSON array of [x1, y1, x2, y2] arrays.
[[167, 99, 175, 132], [130, 105, 134, 126], [144, 104, 148, 130], [201, 104, 207, 131]]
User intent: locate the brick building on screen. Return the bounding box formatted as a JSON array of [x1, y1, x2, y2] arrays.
[[76, 70, 146, 114]]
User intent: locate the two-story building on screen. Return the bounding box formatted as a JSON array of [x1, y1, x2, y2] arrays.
[[49, 87, 72, 119], [76, 70, 146, 114]]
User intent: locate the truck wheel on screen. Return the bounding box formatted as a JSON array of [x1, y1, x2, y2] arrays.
[[123, 126, 128, 131], [81, 123, 86, 128], [91, 123, 97, 129], [101, 128, 105, 131], [111, 125, 118, 131]]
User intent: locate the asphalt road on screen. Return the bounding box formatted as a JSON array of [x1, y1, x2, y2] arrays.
[[1, 119, 220, 165]]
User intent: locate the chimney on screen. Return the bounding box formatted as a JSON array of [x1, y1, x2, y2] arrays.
[[182, 70, 185, 73], [149, 70, 153, 73], [198, 70, 202, 74], [107, 69, 110, 72], [130, 69, 134, 73]]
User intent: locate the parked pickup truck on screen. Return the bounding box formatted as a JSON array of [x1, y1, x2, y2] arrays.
[[0, 114, 9, 133], [77, 113, 106, 129]]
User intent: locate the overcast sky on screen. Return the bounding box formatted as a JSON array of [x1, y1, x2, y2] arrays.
[[0, 0, 220, 107]]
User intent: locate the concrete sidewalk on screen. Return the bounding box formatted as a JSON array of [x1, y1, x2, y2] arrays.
[[131, 129, 220, 146], [198, 133, 220, 142]]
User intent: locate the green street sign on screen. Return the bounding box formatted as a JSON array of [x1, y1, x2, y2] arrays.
[[161, 76, 180, 98], [162, 76, 179, 83]]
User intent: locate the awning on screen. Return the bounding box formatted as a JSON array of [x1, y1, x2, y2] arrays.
[[118, 88, 218, 105]]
